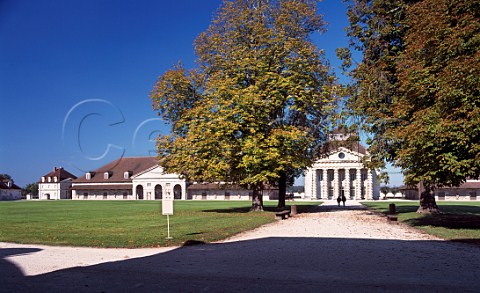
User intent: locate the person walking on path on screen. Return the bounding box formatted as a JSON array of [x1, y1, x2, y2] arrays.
[[341, 194, 346, 207]]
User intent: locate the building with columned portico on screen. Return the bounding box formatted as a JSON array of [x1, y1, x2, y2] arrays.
[[304, 132, 380, 200]]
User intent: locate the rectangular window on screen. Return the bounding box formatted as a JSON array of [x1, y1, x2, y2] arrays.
[[83, 192, 88, 199], [123, 192, 128, 199], [103, 192, 107, 199]]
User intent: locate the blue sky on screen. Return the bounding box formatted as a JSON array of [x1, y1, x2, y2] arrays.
[[0, 0, 404, 187]]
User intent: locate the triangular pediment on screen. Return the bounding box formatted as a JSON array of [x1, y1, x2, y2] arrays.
[[316, 147, 367, 163]]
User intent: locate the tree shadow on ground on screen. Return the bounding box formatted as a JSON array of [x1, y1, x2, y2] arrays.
[[405, 213, 480, 230], [3, 237, 480, 292], [202, 204, 321, 214], [313, 204, 367, 213]]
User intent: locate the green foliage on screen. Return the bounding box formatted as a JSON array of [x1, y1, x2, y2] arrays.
[[151, 0, 337, 207], [0, 174, 12, 180], [343, 0, 480, 189], [22, 182, 38, 197]]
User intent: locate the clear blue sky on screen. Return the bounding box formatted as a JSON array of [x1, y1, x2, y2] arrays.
[[0, 0, 404, 187]]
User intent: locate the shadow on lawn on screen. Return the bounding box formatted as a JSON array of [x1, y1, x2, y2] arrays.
[[202, 204, 322, 214], [405, 213, 480, 230]]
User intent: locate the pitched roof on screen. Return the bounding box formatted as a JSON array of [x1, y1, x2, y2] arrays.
[[0, 175, 21, 190], [39, 167, 77, 183], [71, 184, 132, 190], [73, 157, 159, 183]]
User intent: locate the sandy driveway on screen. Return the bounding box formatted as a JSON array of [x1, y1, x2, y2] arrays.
[[1, 201, 479, 292]]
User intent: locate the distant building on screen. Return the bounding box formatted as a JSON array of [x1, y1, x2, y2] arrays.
[[38, 167, 77, 200], [401, 180, 480, 201], [71, 157, 187, 200], [0, 175, 22, 200], [304, 130, 380, 200], [70, 156, 255, 200]]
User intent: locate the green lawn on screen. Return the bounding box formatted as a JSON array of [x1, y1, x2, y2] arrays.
[[0, 200, 319, 248], [362, 201, 480, 244]]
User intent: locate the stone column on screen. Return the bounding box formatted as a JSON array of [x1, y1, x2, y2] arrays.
[[356, 168, 362, 200], [333, 168, 339, 200], [345, 169, 350, 199], [367, 170, 373, 200], [322, 169, 328, 199], [311, 169, 317, 200]]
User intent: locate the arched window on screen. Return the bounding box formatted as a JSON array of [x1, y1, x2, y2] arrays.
[[136, 185, 144, 200], [173, 184, 182, 199], [155, 185, 162, 200]]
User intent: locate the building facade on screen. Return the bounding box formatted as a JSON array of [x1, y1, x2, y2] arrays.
[[71, 157, 182, 200], [304, 133, 379, 200], [38, 167, 77, 200], [401, 180, 480, 201], [0, 175, 22, 200]]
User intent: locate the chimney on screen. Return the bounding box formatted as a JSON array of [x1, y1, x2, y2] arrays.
[[53, 166, 57, 171]]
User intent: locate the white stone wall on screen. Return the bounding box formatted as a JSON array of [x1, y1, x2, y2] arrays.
[[189, 189, 251, 200], [0, 189, 22, 200], [132, 166, 187, 200], [72, 189, 134, 200]]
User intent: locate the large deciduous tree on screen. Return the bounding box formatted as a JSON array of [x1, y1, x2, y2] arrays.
[[151, 0, 336, 210], [343, 0, 480, 212]]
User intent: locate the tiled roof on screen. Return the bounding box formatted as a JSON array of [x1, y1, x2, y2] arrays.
[[39, 167, 77, 183], [0, 175, 21, 190], [71, 184, 132, 190], [73, 157, 159, 183]]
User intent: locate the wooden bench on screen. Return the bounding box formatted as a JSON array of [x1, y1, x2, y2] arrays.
[[275, 210, 291, 220]]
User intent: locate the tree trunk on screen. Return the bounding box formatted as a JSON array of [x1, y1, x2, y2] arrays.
[[277, 171, 287, 208], [250, 184, 264, 211], [416, 182, 441, 214]]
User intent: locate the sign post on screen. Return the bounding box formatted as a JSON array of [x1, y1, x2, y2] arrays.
[[162, 188, 174, 239]]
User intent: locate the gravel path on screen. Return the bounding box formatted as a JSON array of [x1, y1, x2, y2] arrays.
[[1, 201, 479, 292], [224, 200, 440, 242]]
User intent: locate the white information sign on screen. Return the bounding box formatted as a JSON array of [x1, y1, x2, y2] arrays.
[[162, 192, 174, 215]]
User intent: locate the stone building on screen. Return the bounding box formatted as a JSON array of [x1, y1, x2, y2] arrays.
[[38, 167, 77, 200], [401, 180, 480, 201], [0, 175, 22, 200], [304, 132, 379, 200], [70, 157, 187, 200]]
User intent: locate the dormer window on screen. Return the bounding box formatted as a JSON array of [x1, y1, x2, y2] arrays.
[[48, 177, 51, 182], [86, 172, 91, 180], [54, 176, 58, 182], [42, 177, 45, 183], [124, 171, 131, 179], [7, 181, 12, 188], [104, 172, 111, 180]]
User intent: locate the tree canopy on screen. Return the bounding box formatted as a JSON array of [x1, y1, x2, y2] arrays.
[[343, 0, 480, 211], [151, 0, 337, 210]]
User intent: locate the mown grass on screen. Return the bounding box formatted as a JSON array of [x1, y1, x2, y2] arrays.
[[362, 201, 480, 244], [0, 200, 319, 248]]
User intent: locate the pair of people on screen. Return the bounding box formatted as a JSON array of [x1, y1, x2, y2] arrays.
[[337, 195, 346, 207]]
